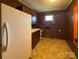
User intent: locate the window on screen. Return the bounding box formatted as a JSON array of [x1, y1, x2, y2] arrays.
[[45, 15, 53, 21], [32, 16, 37, 24]]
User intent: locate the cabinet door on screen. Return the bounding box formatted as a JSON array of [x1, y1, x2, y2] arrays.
[[32, 31, 40, 49]]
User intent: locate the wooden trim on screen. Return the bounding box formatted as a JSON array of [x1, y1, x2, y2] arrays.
[[0, 1, 2, 59]]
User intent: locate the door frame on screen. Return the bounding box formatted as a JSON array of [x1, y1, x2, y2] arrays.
[[0, 0, 2, 59]]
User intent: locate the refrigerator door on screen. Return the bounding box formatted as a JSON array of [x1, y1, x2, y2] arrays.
[[2, 3, 31, 59]]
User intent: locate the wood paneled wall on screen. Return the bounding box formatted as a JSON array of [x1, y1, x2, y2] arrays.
[[66, 1, 74, 51], [37, 10, 67, 39], [66, 0, 78, 57]]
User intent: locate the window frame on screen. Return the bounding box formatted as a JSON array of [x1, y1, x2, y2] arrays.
[[45, 15, 54, 21]]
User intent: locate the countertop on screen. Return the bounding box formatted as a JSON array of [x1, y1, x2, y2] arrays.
[[31, 28, 40, 33]]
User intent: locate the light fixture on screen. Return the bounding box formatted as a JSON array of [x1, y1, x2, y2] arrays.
[[50, 0, 55, 2]]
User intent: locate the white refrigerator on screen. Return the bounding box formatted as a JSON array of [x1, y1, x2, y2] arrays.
[[1, 3, 31, 59]]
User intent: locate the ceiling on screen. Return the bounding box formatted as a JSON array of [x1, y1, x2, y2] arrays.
[[18, 0, 72, 12]]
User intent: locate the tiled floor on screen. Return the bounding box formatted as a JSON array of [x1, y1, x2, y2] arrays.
[[32, 38, 77, 59]]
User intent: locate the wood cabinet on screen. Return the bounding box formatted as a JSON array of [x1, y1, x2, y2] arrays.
[[32, 30, 40, 49], [16, 5, 37, 15]]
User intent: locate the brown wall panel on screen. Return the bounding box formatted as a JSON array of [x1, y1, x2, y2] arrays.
[[37, 10, 67, 39], [66, 0, 78, 57]]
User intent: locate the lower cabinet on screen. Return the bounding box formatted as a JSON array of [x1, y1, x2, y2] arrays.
[[32, 30, 40, 49]]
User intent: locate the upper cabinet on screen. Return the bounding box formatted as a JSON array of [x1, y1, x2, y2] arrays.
[[16, 5, 36, 15]]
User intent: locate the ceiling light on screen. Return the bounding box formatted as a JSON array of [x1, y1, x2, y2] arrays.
[[50, 0, 55, 2]]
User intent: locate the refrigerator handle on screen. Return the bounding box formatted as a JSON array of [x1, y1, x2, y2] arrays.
[[2, 23, 8, 52]]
